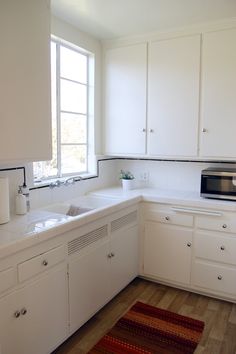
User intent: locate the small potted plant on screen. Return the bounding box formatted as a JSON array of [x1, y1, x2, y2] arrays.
[[119, 170, 135, 191]]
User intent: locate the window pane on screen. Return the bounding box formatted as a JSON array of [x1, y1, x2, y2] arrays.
[[61, 79, 87, 114], [61, 113, 86, 144], [61, 145, 87, 174], [60, 46, 87, 83]]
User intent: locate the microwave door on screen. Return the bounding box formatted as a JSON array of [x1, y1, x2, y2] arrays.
[[201, 175, 236, 197]]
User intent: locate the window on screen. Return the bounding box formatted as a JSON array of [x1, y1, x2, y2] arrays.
[[34, 39, 94, 180]]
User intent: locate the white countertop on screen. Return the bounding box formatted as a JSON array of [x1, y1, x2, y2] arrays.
[[0, 186, 236, 260], [0, 194, 141, 260], [91, 186, 236, 211]]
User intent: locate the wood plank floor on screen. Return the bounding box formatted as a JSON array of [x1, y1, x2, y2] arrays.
[[53, 278, 236, 354]]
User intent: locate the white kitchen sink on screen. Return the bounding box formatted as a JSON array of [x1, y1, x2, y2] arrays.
[[42, 195, 119, 216]]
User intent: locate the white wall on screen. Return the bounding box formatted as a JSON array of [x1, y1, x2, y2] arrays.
[[115, 159, 236, 192]]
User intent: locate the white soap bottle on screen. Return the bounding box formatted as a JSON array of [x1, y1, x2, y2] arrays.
[[15, 186, 27, 215]]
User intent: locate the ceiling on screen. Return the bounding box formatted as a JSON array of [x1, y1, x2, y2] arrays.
[[51, 0, 236, 40]]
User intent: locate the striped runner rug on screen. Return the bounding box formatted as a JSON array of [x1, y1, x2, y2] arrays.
[[89, 301, 204, 354]]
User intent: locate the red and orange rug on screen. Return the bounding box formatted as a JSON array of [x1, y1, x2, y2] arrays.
[[89, 301, 204, 354]]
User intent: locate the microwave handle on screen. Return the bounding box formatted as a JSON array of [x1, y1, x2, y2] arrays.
[[171, 207, 222, 217]]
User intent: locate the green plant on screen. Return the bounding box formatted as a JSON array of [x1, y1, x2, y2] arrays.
[[119, 169, 134, 180]]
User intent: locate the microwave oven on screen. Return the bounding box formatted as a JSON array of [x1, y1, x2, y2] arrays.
[[201, 168, 236, 201]]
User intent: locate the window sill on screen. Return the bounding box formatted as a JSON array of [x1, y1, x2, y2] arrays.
[[32, 172, 98, 189]]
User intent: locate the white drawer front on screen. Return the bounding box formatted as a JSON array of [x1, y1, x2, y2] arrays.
[[193, 261, 236, 295], [0, 267, 15, 294], [145, 210, 193, 227], [18, 245, 65, 282], [195, 232, 236, 266], [196, 214, 236, 233]]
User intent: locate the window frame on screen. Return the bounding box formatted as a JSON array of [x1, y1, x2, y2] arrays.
[[55, 38, 89, 177], [34, 37, 93, 181]]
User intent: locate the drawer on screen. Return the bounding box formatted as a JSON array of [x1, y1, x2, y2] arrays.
[[145, 209, 193, 227], [18, 245, 65, 282], [192, 261, 236, 295], [0, 267, 16, 294], [195, 231, 236, 266], [196, 214, 236, 233]]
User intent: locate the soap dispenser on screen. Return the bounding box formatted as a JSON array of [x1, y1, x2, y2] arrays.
[[15, 186, 27, 215]]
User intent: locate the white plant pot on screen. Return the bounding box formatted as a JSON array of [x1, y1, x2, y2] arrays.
[[122, 179, 134, 191]]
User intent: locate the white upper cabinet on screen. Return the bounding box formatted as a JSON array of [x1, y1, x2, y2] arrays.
[[148, 35, 200, 157], [200, 28, 236, 158], [0, 0, 51, 163], [104, 43, 147, 155]]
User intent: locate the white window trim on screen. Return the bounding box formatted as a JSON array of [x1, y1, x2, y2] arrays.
[[34, 37, 95, 183]]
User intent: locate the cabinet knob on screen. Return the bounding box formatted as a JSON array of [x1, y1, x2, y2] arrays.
[[222, 224, 227, 229], [107, 253, 112, 258], [21, 308, 27, 316], [142, 128, 146, 132], [111, 252, 115, 257], [202, 128, 207, 133], [187, 242, 192, 247], [14, 310, 21, 318], [149, 129, 154, 133], [42, 260, 48, 266], [218, 275, 222, 280], [165, 216, 170, 221], [220, 246, 225, 251]]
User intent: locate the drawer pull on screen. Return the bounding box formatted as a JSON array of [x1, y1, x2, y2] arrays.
[[165, 216, 170, 221], [14, 310, 21, 318], [187, 242, 192, 247], [222, 224, 227, 229], [21, 308, 27, 315], [220, 246, 225, 251], [218, 275, 222, 280], [42, 260, 48, 266], [171, 207, 222, 217]]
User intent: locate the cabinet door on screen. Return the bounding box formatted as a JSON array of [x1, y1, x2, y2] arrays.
[[148, 35, 200, 157], [200, 29, 236, 158], [0, 0, 51, 162], [104, 43, 147, 154], [109, 225, 139, 297], [0, 266, 68, 354], [69, 241, 110, 334], [143, 222, 192, 284]]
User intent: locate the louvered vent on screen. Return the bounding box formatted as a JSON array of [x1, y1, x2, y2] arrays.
[[68, 225, 108, 256], [111, 211, 137, 233]]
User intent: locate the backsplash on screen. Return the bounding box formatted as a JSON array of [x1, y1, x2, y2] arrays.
[[115, 159, 236, 192], [0, 159, 117, 215], [1, 158, 236, 217]]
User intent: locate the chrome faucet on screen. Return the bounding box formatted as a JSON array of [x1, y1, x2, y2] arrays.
[[49, 179, 64, 189], [49, 176, 82, 189], [64, 177, 76, 186]]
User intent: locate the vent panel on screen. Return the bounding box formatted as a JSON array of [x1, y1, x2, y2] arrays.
[[111, 211, 137, 233], [68, 225, 108, 256]]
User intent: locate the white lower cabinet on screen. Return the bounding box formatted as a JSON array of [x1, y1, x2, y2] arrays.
[[109, 224, 139, 297], [143, 222, 192, 285], [192, 261, 236, 296], [0, 205, 139, 353], [192, 212, 236, 299], [68, 207, 139, 334], [69, 239, 110, 333], [0, 266, 68, 354], [142, 202, 236, 302]]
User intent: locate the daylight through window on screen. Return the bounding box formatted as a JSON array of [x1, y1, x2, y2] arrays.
[[34, 39, 92, 180]]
